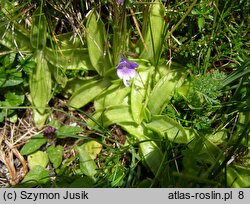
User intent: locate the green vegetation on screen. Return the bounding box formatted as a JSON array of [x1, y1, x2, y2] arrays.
[[0, 0, 249, 187]]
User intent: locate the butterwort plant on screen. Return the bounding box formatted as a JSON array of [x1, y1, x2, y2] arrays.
[[117, 57, 138, 86]]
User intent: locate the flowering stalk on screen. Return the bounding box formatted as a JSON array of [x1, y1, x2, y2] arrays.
[[113, 0, 126, 65]]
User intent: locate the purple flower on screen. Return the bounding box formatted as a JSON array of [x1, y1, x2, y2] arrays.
[[117, 0, 124, 5], [117, 58, 138, 87], [43, 126, 57, 139]]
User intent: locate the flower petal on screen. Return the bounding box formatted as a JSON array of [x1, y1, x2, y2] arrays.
[[128, 61, 138, 69], [123, 78, 130, 87], [127, 68, 137, 78], [117, 68, 125, 79], [117, 66, 137, 79]]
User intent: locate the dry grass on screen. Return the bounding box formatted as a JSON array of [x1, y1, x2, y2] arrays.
[[0, 110, 39, 187]]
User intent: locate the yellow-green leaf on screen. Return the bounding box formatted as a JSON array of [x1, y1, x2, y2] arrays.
[[28, 151, 49, 169], [21, 165, 49, 187], [146, 115, 188, 143], [148, 70, 184, 115], [29, 51, 51, 114], [140, 0, 165, 65], [20, 134, 47, 155], [131, 66, 152, 124], [103, 105, 134, 126], [30, 10, 47, 50], [68, 78, 110, 109], [86, 10, 110, 75], [82, 140, 102, 160], [75, 145, 97, 177], [227, 166, 250, 188], [119, 123, 164, 175], [47, 145, 64, 169]]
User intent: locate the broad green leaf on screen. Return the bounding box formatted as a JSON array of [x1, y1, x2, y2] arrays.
[[118, 123, 145, 141], [82, 140, 102, 160], [32, 109, 50, 130], [64, 76, 100, 95], [20, 134, 47, 155], [235, 165, 250, 183], [182, 148, 200, 174], [88, 105, 133, 128], [131, 84, 145, 124], [68, 78, 110, 109], [86, 111, 103, 128], [227, 166, 250, 188], [0, 28, 31, 53], [86, 10, 110, 75], [119, 123, 164, 175], [0, 73, 23, 87], [1, 52, 15, 65], [140, 0, 165, 65], [28, 151, 49, 169], [157, 62, 186, 80], [208, 131, 227, 145], [94, 83, 129, 110], [45, 33, 94, 75], [45, 47, 92, 88], [47, 62, 67, 88], [30, 11, 47, 50], [0, 92, 24, 122], [75, 144, 98, 177], [0, 14, 32, 52], [103, 105, 134, 126], [57, 126, 82, 138], [29, 10, 51, 117], [188, 136, 223, 164], [22, 58, 36, 75], [139, 139, 164, 175], [0, 53, 23, 87], [131, 67, 152, 124], [45, 47, 93, 71], [55, 32, 84, 49], [146, 115, 188, 143], [148, 70, 184, 115], [47, 145, 64, 168], [202, 139, 223, 162], [21, 165, 50, 187], [29, 50, 51, 114], [4, 92, 24, 106]]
